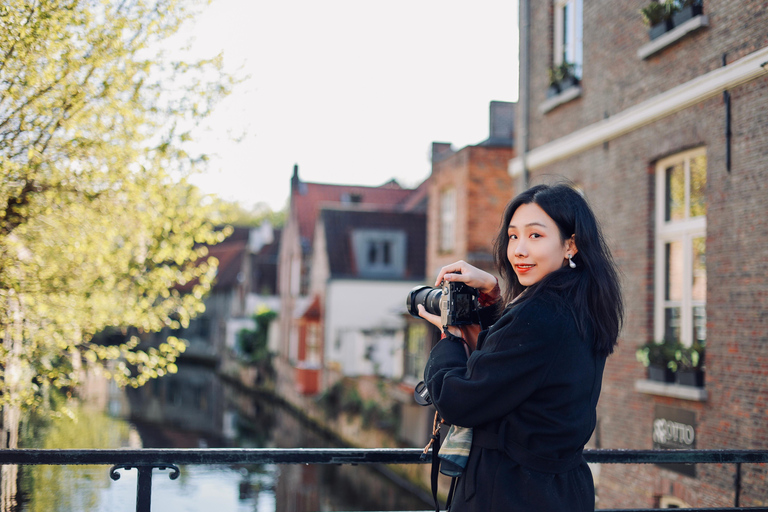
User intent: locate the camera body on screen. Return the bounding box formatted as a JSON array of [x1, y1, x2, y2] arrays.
[[407, 278, 480, 407], [406, 280, 479, 328]]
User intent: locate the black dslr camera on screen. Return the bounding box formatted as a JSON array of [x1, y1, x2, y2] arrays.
[[407, 280, 479, 407], [406, 280, 479, 329]]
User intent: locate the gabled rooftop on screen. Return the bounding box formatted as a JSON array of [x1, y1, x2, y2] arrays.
[[289, 165, 426, 250]]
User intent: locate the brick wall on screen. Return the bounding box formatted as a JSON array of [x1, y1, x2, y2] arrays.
[[527, 0, 768, 148], [526, 74, 768, 508], [465, 146, 516, 256], [427, 145, 514, 279], [524, 0, 768, 507]]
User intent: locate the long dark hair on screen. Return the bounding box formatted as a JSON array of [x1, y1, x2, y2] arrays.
[[493, 184, 624, 357]]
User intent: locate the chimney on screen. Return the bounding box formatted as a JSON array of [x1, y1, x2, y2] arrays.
[[484, 101, 516, 147], [431, 142, 455, 164], [290, 164, 300, 193]]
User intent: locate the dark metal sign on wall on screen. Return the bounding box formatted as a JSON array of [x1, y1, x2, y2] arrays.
[[653, 404, 697, 477]]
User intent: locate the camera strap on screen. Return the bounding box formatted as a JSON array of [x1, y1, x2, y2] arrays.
[[421, 411, 458, 511]]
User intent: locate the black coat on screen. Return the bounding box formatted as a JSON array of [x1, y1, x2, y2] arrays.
[[425, 289, 605, 512]]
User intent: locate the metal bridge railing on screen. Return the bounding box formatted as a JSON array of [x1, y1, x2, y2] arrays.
[[1, 448, 767, 512]]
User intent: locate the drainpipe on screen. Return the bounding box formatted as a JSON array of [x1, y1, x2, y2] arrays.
[[518, 0, 531, 190]]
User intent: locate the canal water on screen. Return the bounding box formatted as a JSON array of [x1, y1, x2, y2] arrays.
[[14, 363, 431, 512]]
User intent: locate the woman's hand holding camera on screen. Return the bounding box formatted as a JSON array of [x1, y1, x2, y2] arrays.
[[417, 305, 482, 352], [433, 260, 497, 295], [417, 260, 495, 352]]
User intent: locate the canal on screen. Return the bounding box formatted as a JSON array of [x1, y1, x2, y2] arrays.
[[13, 363, 432, 512]]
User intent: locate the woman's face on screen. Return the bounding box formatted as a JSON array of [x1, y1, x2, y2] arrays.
[[506, 202, 576, 287]]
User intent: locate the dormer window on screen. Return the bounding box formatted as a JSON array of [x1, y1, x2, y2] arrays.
[[341, 193, 363, 204], [351, 229, 406, 278]]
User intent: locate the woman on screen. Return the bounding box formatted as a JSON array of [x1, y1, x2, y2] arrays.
[[417, 184, 623, 511]]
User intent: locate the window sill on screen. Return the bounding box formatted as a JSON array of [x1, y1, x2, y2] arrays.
[[637, 15, 709, 60], [634, 379, 708, 402], [539, 85, 582, 114]]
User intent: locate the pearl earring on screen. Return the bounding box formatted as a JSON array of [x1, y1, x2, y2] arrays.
[[568, 254, 576, 268]]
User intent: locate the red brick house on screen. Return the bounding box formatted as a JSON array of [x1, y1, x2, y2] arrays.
[[276, 166, 427, 397], [516, 0, 768, 507], [399, 101, 517, 446], [427, 100, 517, 278]]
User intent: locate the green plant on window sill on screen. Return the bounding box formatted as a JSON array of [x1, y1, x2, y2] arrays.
[[669, 341, 705, 372], [640, 1, 676, 27], [635, 339, 677, 370], [640, 0, 704, 41], [547, 61, 579, 98], [637, 339, 706, 387]]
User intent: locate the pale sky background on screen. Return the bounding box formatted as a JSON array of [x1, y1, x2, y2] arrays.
[[181, 0, 520, 211]]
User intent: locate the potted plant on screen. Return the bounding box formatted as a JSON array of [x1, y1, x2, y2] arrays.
[[673, 341, 705, 387], [547, 61, 579, 98], [547, 65, 563, 98], [557, 61, 579, 90], [671, 0, 703, 27], [636, 340, 676, 383], [640, 0, 676, 39]]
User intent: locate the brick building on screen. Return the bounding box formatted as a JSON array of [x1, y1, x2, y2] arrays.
[[276, 166, 427, 398], [427, 100, 517, 277], [516, 0, 768, 508], [400, 101, 517, 445]]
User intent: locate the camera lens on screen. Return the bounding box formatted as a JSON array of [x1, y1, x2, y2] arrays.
[[413, 381, 432, 406], [406, 285, 442, 317]]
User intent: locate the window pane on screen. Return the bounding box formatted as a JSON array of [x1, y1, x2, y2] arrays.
[[665, 241, 683, 301], [574, 0, 583, 77], [563, 2, 571, 63], [690, 155, 707, 218], [440, 189, 456, 252], [693, 306, 706, 345], [664, 307, 681, 343], [692, 237, 706, 302], [665, 163, 685, 221]]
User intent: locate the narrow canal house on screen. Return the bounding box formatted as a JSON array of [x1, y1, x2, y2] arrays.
[[275, 166, 427, 404], [174, 224, 281, 366], [516, 0, 768, 507], [399, 100, 517, 444], [275, 102, 517, 450]]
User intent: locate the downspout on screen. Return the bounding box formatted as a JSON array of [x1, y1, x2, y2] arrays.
[[518, 0, 531, 190]]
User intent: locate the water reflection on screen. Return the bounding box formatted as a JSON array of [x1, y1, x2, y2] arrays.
[[13, 364, 430, 512]]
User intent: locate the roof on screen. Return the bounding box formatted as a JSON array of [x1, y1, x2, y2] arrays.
[[319, 208, 426, 280], [292, 180, 419, 249], [207, 240, 246, 289], [398, 177, 429, 213]]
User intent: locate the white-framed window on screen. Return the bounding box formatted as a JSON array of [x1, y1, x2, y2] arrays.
[[554, 0, 583, 78], [654, 148, 707, 348], [351, 229, 407, 278], [439, 188, 457, 253], [306, 322, 321, 366]]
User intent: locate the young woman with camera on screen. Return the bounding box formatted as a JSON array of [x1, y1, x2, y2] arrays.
[[417, 183, 623, 512]]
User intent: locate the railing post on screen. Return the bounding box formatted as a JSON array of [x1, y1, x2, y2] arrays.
[[110, 464, 180, 512], [136, 466, 153, 512]]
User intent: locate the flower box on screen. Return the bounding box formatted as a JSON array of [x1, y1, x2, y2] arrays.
[[648, 365, 675, 383], [671, 3, 703, 27], [676, 369, 705, 387], [546, 83, 561, 99], [648, 19, 673, 40]]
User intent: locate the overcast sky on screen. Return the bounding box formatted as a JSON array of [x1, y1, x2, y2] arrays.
[[181, 0, 520, 211]]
